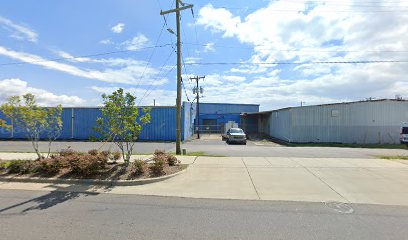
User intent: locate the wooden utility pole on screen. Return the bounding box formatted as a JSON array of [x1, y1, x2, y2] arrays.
[[190, 76, 205, 139], [161, 1, 193, 155]]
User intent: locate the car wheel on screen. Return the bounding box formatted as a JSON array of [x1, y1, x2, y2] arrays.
[[243, 141, 247, 145]]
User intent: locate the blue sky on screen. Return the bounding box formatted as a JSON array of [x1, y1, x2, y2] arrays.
[[0, 0, 407, 110]]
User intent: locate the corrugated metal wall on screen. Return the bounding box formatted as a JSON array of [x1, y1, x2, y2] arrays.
[[183, 102, 196, 140], [0, 102, 258, 141], [198, 103, 259, 129], [199, 103, 259, 114], [0, 106, 181, 141], [269, 100, 408, 144]]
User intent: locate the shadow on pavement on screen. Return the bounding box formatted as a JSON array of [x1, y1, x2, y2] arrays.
[[0, 184, 110, 214]]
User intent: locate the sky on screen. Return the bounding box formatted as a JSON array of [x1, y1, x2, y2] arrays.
[[0, 0, 407, 110]]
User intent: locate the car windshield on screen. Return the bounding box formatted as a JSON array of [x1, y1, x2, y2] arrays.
[[230, 129, 244, 134], [402, 127, 408, 134]]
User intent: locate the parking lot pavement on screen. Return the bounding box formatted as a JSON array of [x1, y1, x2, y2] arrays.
[[0, 141, 174, 154], [1, 139, 408, 159], [2, 156, 407, 206], [181, 139, 408, 158]]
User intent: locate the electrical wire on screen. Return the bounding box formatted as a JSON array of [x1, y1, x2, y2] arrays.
[[184, 60, 408, 65], [182, 42, 408, 53]]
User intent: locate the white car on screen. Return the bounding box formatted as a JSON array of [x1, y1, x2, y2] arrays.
[[225, 128, 247, 145]]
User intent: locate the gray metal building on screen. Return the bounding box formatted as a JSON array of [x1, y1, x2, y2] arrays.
[[242, 99, 408, 144]]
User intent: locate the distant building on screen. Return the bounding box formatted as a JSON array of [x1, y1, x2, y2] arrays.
[[241, 99, 408, 144], [0, 102, 259, 141]]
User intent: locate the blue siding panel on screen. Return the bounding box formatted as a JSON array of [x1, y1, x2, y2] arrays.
[[0, 102, 258, 141], [199, 103, 259, 114], [140, 107, 176, 141]]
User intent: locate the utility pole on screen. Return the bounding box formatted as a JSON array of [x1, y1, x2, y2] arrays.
[[161, 1, 193, 155], [190, 76, 205, 139]]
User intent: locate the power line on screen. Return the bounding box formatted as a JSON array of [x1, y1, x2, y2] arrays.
[[184, 60, 408, 65], [137, 49, 175, 105], [0, 44, 174, 67], [182, 42, 408, 53], [198, 4, 408, 13], [181, 78, 191, 102]]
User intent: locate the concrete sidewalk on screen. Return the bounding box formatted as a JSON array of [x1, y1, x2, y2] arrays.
[[1, 156, 408, 206]]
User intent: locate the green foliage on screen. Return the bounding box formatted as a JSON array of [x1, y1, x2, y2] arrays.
[[4, 160, 32, 174], [132, 160, 146, 175], [153, 149, 179, 166], [33, 158, 65, 174], [65, 152, 108, 176], [0, 94, 63, 159], [88, 149, 99, 156], [149, 155, 167, 176], [166, 154, 179, 166], [94, 88, 151, 163]]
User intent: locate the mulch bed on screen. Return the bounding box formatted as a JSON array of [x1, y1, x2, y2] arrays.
[[0, 160, 187, 181]]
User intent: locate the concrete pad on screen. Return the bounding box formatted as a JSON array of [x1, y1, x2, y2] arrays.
[[365, 168, 408, 186], [247, 168, 346, 202], [242, 157, 271, 167], [109, 166, 258, 200], [0, 152, 39, 160], [308, 167, 380, 180], [338, 193, 408, 206], [194, 157, 245, 167], [175, 156, 197, 164], [265, 157, 301, 168], [292, 158, 357, 168], [341, 158, 408, 168]]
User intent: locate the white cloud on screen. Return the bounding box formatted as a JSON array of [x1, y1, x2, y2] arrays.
[[203, 42, 215, 52], [196, 1, 408, 110], [0, 16, 38, 42], [0, 78, 85, 106], [122, 34, 149, 51], [0, 46, 169, 86], [91, 86, 176, 106], [111, 23, 125, 33], [99, 39, 113, 45]]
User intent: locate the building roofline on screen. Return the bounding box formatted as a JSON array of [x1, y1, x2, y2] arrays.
[[280, 99, 406, 111], [199, 102, 260, 106]]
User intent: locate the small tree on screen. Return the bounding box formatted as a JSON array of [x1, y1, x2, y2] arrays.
[[44, 106, 63, 158], [95, 88, 151, 164], [0, 94, 63, 159]]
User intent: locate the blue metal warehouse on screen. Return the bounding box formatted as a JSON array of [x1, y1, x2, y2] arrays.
[[196, 103, 259, 133], [0, 102, 258, 141]]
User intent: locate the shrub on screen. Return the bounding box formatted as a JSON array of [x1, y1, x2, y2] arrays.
[[0, 161, 7, 170], [112, 152, 121, 161], [166, 154, 179, 166], [34, 158, 64, 174], [132, 160, 146, 175], [149, 158, 165, 176], [154, 149, 166, 156], [68, 155, 102, 176], [59, 148, 76, 157], [6, 160, 32, 174], [100, 150, 111, 158], [88, 149, 99, 156]]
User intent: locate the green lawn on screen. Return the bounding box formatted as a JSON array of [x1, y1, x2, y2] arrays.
[[377, 155, 408, 160]]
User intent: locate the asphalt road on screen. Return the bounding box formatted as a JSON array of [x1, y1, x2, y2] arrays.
[[0, 189, 407, 240], [0, 138, 407, 158]]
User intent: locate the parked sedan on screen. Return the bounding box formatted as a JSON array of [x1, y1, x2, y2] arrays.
[[225, 128, 247, 145]]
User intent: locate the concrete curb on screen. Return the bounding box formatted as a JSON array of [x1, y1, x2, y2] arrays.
[[0, 167, 187, 187]]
